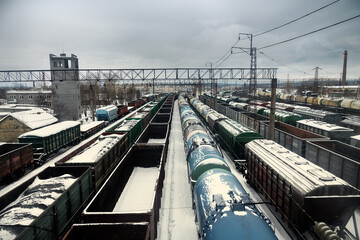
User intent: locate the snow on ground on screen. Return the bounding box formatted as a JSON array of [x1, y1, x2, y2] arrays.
[[157, 100, 198, 240]]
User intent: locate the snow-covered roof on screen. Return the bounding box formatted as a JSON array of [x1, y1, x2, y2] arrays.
[[19, 121, 80, 138], [296, 119, 354, 132], [0, 112, 9, 120], [5, 109, 58, 130], [0, 105, 36, 112], [6, 90, 52, 94], [351, 135, 360, 141]]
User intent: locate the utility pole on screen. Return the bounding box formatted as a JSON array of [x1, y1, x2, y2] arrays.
[[232, 33, 257, 112], [269, 78, 277, 140], [206, 62, 217, 110]]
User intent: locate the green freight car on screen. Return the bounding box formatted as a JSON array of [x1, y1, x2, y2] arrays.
[[217, 118, 263, 158], [105, 119, 142, 146], [0, 166, 93, 240], [18, 121, 81, 163], [262, 109, 302, 126]]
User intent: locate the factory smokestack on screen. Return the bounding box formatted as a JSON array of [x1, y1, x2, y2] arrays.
[[342, 50, 347, 86]]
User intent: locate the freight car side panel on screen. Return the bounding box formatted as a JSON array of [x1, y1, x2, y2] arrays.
[[305, 141, 360, 189], [0, 144, 33, 182], [260, 121, 328, 157]]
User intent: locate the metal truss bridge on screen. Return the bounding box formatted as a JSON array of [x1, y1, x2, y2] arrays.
[[0, 68, 276, 85]]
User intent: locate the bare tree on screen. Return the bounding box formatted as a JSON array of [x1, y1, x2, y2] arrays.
[[104, 81, 117, 105], [136, 89, 141, 99], [284, 79, 293, 94], [126, 84, 136, 102], [117, 85, 125, 105]]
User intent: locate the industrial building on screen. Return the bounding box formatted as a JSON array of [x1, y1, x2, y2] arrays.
[[6, 90, 52, 107]]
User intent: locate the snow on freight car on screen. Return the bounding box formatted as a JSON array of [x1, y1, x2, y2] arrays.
[[0, 174, 76, 240], [81, 144, 166, 240], [296, 119, 354, 143], [80, 121, 105, 139], [340, 115, 360, 134], [194, 168, 277, 240], [18, 121, 81, 163], [293, 108, 342, 124], [350, 134, 360, 148], [63, 222, 149, 240], [245, 139, 360, 233], [0, 166, 93, 240], [137, 123, 169, 145], [56, 134, 127, 186]]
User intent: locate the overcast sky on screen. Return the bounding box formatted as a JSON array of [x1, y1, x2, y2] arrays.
[[0, 0, 359, 80]]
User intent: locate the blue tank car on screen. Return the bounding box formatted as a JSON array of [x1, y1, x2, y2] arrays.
[[96, 105, 118, 121], [186, 132, 214, 153], [194, 168, 277, 240], [187, 143, 230, 184]]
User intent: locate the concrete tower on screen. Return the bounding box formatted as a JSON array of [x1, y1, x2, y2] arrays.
[[50, 53, 81, 121]]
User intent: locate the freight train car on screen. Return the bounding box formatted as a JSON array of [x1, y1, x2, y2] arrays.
[[261, 109, 302, 126], [55, 134, 128, 187], [0, 166, 93, 240], [296, 119, 354, 143], [259, 121, 328, 157], [293, 108, 342, 124], [105, 119, 142, 146], [80, 144, 166, 240], [18, 121, 81, 163], [116, 104, 129, 117], [217, 118, 262, 158], [340, 115, 360, 134], [80, 121, 105, 139], [0, 143, 33, 182], [245, 139, 360, 233], [350, 135, 360, 148], [305, 140, 360, 189], [96, 105, 118, 121]]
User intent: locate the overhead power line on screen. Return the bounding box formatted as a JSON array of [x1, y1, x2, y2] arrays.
[[254, 0, 340, 37], [259, 14, 360, 50], [214, 39, 240, 65], [259, 51, 311, 75], [214, 52, 232, 68]]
